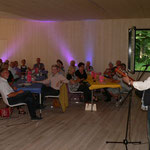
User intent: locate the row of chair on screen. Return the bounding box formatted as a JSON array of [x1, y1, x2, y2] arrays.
[[0, 84, 84, 117]]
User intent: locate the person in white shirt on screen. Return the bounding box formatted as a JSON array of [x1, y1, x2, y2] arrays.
[[34, 64, 69, 105], [123, 76, 150, 150], [0, 68, 41, 120]]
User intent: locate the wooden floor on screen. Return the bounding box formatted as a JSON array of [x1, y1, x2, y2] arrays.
[[0, 94, 148, 150]]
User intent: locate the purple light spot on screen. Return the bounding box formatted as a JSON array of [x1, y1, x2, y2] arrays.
[[44, 24, 76, 65], [84, 22, 97, 65], [26, 19, 56, 23], [1, 24, 34, 61], [2, 41, 24, 61]]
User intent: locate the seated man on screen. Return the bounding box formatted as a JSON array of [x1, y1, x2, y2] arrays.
[[2, 62, 14, 86], [0, 68, 41, 120], [33, 58, 45, 71], [9, 61, 20, 81], [34, 64, 69, 105]]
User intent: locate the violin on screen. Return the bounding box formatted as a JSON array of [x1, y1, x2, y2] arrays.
[[115, 68, 134, 81]]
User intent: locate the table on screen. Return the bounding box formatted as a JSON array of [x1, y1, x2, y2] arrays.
[[14, 79, 69, 114], [14, 79, 43, 118], [86, 75, 121, 111]]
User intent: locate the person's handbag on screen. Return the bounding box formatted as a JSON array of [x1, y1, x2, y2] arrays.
[[53, 99, 60, 108], [85, 103, 97, 111], [0, 107, 12, 117]]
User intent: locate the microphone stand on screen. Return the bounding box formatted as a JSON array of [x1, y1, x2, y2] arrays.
[[106, 66, 149, 150]]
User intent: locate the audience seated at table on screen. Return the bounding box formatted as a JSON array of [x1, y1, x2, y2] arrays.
[[68, 60, 77, 73], [57, 59, 65, 75], [34, 64, 69, 106], [0, 68, 41, 120], [103, 62, 115, 78], [0, 57, 130, 105], [67, 66, 91, 102], [20, 59, 28, 75], [85, 61, 94, 73], [33, 58, 45, 71]]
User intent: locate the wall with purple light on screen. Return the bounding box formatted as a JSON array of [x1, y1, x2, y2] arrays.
[[0, 19, 98, 71], [1, 18, 150, 73]]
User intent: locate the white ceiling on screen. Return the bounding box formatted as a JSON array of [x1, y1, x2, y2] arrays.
[[0, 0, 149, 21]]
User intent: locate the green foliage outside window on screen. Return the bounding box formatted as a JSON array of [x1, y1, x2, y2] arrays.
[[135, 30, 150, 71]]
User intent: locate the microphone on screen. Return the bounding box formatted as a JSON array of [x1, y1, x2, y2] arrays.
[[142, 64, 150, 67]]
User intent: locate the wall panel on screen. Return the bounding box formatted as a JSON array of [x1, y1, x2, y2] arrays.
[[0, 18, 150, 78]]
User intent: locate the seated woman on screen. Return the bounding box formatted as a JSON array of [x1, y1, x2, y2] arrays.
[[85, 61, 93, 73], [20, 59, 27, 75], [74, 62, 91, 102], [75, 62, 87, 81], [57, 59, 65, 76], [67, 66, 80, 92], [68, 60, 77, 73]]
